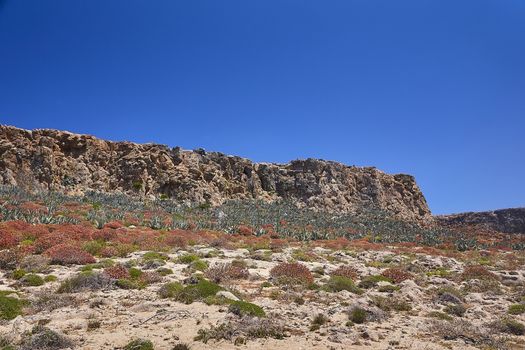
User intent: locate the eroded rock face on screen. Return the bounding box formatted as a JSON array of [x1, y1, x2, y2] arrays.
[[437, 208, 525, 234], [0, 125, 432, 222]]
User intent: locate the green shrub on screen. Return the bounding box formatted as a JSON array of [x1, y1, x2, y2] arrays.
[[499, 318, 525, 335], [324, 276, 363, 294], [426, 311, 453, 321], [177, 254, 200, 264], [158, 282, 184, 298], [175, 279, 222, 304], [128, 268, 143, 279], [228, 301, 265, 317], [156, 268, 173, 276], [309, 313, 329, 331], [377, 284, 400, 293], [83, 241, 105, 256], [445, 304, 466, 317], [190, 260, 208, 271], [116, 278, 145, 290], [348, 307, 367, 324], [508, 304, 525, 315], [0, 292, 26, 320], [124, 338, 154, 350], [142, 252, 169, 261], [11, 269, 27, 280], [20, 274, 45, 287], [44, 275, 58, 282], [358, 275, 392, 289]]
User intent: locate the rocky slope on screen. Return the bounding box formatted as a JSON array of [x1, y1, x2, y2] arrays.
[[0, 125, 432, 222], [437, 208, 525, 234]]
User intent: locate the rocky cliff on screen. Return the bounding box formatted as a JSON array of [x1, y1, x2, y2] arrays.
[[0, 125, 432, 222], [436, 208, 525, 234]]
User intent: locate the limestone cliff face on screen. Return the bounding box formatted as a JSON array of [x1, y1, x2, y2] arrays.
[[0, 125, 432, 222], [436, 208, 525, 234]]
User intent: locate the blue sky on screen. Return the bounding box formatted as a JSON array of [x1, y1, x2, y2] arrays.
[[0, 0, 524, 214]]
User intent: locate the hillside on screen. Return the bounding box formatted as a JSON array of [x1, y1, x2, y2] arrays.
[[0, 125, 432, 223]]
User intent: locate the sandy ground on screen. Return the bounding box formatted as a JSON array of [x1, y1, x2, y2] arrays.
[[1, 246, 524, 350]]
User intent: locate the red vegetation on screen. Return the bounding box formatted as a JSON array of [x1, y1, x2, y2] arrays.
[[331, 265, 359, 280], [0, 230, 20, 249], [44, 244, 96, 265], [381, 267, 413, 284], [461, 265, 499, 281], [104, 264, 129, 279], [270, 262, 313, 285]]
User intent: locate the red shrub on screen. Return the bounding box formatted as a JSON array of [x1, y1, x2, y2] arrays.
[[34, 232, 75, 253], [45, 244, 96, 265], [99, 246, 119, 258], [92, 228, 118, 242], [104, 265, 129, 279], [0, 230, 20, 249], [205, 263, 250, 283], [381, 267, 413, 284], [103, 221, 124, 230], [461, 265, 499, 281], [237, 225, 254, 236], [331, 265, 359, 280], [270, 262, 313, 285]]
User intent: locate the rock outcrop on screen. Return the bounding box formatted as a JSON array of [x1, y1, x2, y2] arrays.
[[0, 125, 432, 223], [436, 208, 525, 234]]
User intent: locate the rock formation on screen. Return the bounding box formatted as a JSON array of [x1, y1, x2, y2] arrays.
[[0, 125, 432, 223], [436, 208, 525, 234]]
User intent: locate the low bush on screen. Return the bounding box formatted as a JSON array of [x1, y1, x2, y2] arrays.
[[104, 265, 130, 279], [57, 272, 113, 293], [507, 303, 525, 315], [444, 304, 466, 317], [20, 274, 45, 287], [195, 317, 284, 343], [371, 296, 411, 312], [426, 311, 453, 321], [158, 282, 184, 298], [190, 260, 208, 271], [269, 262, 313, 285], [309, 313, 329, 331], [174, 279, 222, 304], [45, 244, 96, 265], [324, 276, 363, 294], [357, 275, 392, 289], [228, 301, 265, 318], [19, 325, 74, 350], [460, 265, 498, 281], [493, 318, 525, 336], [0, 292, 26, 320], [205, 263, 249, 283], [124, 338, 154, 350], [348, 306, 367, 324], [330, 265, 358, 280], [381, 268, 413, 284], [177, 254, 200, 264]]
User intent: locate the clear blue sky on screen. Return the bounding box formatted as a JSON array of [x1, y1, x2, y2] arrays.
[[1, 1, 524, 215]]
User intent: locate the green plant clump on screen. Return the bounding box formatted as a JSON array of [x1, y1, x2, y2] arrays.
[[348, 307, 367, 324], [124, 338, 154, 350], [158, 282, 184, 299], [0, 292, 26, 320], [20, 274, 45, 287], [324, 276, 363, 294], [175, 279, 222, 304], [228, 300, 265, 318], [508, 304, 525, 315]]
